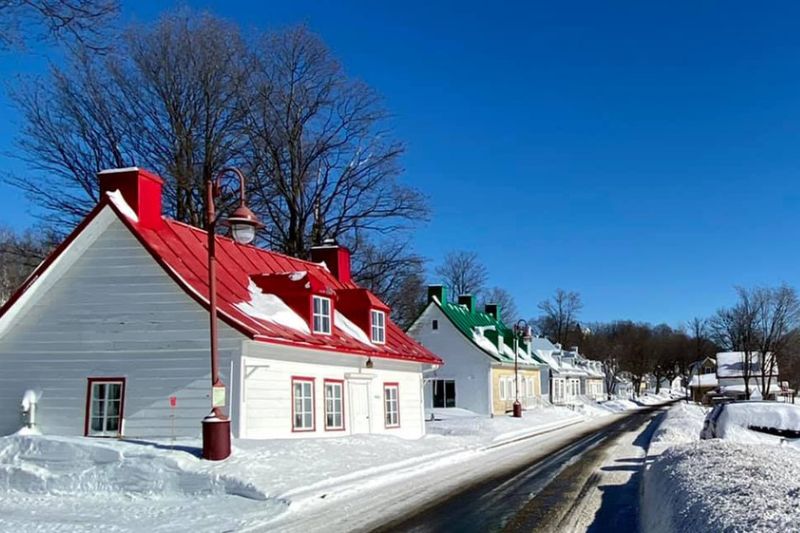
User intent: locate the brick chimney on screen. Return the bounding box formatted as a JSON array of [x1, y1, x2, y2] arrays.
[[98, 167, 164, 229], [310, 239, 351, 283], [458, 294, 475, 313]]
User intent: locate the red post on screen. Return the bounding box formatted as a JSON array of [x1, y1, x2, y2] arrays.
[[202, 178, 231, 461], [513, 333, 522, 418]]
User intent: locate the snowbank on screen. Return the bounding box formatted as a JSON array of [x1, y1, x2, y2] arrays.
[[649, 402, 707, 452], [0, 434, 265, 500], [642, 440, 800, 533], [600, 399, 640, 412], [426, 406, 584, 444]]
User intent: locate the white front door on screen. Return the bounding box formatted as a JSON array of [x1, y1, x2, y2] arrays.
[[348, 381, 371, 434]]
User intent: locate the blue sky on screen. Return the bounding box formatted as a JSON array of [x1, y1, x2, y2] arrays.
[[2, 1, 800, 326]]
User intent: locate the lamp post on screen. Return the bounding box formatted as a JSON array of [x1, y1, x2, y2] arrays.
[[512, 319, 533, 418], [202, 167, 262, 461]]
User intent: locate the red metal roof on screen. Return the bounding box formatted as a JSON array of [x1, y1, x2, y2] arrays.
[[105, 201, 441, 366]]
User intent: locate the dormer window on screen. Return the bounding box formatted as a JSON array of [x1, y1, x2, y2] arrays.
[[312, 295, 332, 334], [371, 310, 386, 344]]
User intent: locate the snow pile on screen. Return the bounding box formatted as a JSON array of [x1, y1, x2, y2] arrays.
[[601, 399, 640, 412], [714, 402, 800, 441], [642, 440, 800, 533], [0, 435, 266, 500], [649, 402, 706, 452], [235, 280, 310, 333], [636, 393, 670, 406]]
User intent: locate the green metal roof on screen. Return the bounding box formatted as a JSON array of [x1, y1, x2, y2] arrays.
[[434, 298, 546, 366]]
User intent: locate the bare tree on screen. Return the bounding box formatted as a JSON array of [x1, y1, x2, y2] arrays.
[[9, 11, 251, 230], [241, 26, 427, 258], [350, 238, 426, 328], [709, 287, 760, 399], [0, 225, 54, 304], [536, 289, 583, 346], [0, 0, 118, 51], [479, 287, 519, 324], [434, 251, 488, 300], [751, 285, 800, 398]]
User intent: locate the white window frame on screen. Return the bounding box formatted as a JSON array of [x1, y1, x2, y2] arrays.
[[324, 380, 344, 431], [292, 377, 315, 431], [312, 296, 332, 334], [499, 377, 507, 400], [384, 383, 400, 428], [371, 309, 386, 344], [87, 379, 124, 437]]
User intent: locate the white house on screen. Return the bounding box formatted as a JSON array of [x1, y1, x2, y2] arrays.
[[716, 351, 780, 400], [408, 287, 545, 416], [0, 168, 441, 440], [531, 338, 606, 404]]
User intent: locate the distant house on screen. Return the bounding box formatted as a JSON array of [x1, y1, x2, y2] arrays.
[[531, 339, 605, 404], [615, 374, 634, 399], [688, 356, 718, 403], [716, 351, 780, 400], [565, 348, 606, 402], [408, 286, 545, 416], [0, 168, 441, 441]]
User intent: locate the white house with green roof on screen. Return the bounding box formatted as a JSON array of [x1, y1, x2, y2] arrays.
[[407, 286, 547, 416]]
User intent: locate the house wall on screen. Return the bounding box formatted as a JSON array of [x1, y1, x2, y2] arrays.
[[240, 342, 426, 439], [585, 378, 605, 401], [490, 367, 541, 415], [551, 376, 582, 405], [0, 211, 245, 439], [408, 305, 493, 415]]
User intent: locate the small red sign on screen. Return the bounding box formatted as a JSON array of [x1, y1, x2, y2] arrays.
[[169, 396, 177, 408]]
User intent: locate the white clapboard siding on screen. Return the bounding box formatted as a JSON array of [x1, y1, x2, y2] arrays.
[[408, 304, 493, 415], [0, 212, 245, 438], [241, 343, 426, 440]]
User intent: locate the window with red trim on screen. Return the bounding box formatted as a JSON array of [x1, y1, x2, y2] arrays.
[[324, 380, 345, 430], [86, 378, 125, 437], [292, 378, 315, 431], [384, 383, 400, 428]]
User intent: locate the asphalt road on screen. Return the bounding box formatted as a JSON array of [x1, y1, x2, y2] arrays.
[[374, 404, 671, 533]]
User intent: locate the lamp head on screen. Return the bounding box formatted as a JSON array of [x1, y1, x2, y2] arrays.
[[226, 204, 262, 245]]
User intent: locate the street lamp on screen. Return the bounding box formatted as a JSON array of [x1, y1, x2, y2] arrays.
[[512, 319, 533, 418], [202, 167, 262, 461]]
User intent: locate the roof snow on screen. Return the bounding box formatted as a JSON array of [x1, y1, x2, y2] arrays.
[[690, 373, 718, 388], [106, 190, 139, 222], [334, 311, 373, 346], [472, 331, 501, 357], [716, 351, 779, 378], [234, 280, 310, 334]]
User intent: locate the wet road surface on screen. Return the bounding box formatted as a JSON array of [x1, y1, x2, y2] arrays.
[[375, 404, 670, 533]]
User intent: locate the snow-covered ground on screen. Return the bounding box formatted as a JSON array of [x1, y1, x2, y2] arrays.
[[643, 401, 800, 533], [0, 402, 628, 532]]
